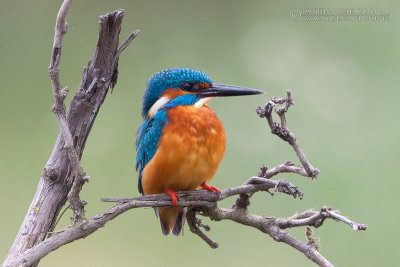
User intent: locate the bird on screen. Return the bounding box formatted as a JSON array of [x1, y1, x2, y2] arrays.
[[136, 68, 263, 236]]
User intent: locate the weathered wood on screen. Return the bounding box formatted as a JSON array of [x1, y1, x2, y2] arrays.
[[3, 8, 135, 267], [3, 177, 366, 266]]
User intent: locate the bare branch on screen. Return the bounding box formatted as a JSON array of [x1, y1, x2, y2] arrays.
[[202, 206, 334, 267], [6, 184, 364, 267], [325, 208, 367, 231], [6, 170, 365, 266], [114, 30, 140, 63], [306, 226, 318, 248], [49, 0, 73, 110], [48, 0, 89, 224], [3, 6, 139, 266], [67, 174, 90, 223], [277, 206, 367, 231], [278, 210, 326, 229], [6, 175, 305, 265], [256, 91, 320, 179], [258, 161, 309, 178], [186, 209, 218, 249], [101, 176, 303, 203]]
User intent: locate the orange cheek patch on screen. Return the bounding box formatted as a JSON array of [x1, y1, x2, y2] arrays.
[[162, 88, 194, 99]]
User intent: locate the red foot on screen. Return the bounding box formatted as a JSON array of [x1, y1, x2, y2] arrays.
[[166, 189, 178, 206], [201, 183, 220, 194]]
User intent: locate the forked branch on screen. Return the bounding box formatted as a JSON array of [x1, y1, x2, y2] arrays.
[[5, 91, 366, 267], [256, 91, 320, 179], [2, 1, 140, 266], [4, 175, 365, 267], [48, 0, 89, 223]]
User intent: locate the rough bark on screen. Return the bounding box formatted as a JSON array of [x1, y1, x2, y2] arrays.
[[4, 181, 366, 267], [2, 4, 139, 266]]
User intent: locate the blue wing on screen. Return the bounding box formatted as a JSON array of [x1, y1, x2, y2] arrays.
[[135, 111, 167, 194], [135, 95, 198, 194]]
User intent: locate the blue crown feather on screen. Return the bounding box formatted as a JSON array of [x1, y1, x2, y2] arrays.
[[141, 68, 212, 117]]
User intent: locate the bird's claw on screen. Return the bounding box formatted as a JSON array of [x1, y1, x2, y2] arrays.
[[166, 189, 178, 206], [201, 183, 220, 194]]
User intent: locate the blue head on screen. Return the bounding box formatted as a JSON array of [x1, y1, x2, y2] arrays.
[[141, 67, 264, 118], [141, 68, 212, 118]]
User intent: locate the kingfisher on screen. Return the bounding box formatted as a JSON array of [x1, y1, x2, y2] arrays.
[[136, 68, 263, 236]]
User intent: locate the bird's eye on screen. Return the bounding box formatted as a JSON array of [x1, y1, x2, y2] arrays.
[[181, 82, 193, 91]]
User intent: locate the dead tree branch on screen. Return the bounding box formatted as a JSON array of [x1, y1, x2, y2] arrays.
[[49, 0, 89, 224], [2, 1, 139, 266], [277, 206, 367, 230], [4, 177, 365, 267], [256, 91, 320, 179], [2, 1, 366, 267]]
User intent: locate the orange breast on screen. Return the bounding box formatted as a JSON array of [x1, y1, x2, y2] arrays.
[[141, 104, 226, 195]]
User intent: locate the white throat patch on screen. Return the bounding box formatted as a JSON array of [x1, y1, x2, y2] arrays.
[[148, 96, 169, 118], [194, 97, 214, 108]]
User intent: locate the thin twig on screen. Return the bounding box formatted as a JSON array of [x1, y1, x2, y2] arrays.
[[325, 208, 367, 231], [48, 0, 89, 223], [48, 204, 71, 238], [276, 206, 367, 231], [187, 209, 218, 249], [113, 30, 140, 63], [256, 91, 320, 179], [259, 161, 309, 178], [49, 0, 74, 112]]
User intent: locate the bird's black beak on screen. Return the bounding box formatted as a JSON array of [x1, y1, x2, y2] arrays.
[[198, 83, 264, 97]]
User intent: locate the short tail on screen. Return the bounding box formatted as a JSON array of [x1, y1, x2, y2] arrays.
[[155, 207, 186, 236]]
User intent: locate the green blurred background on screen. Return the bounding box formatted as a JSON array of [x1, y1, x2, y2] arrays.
[[1, 0, 398, 266]]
